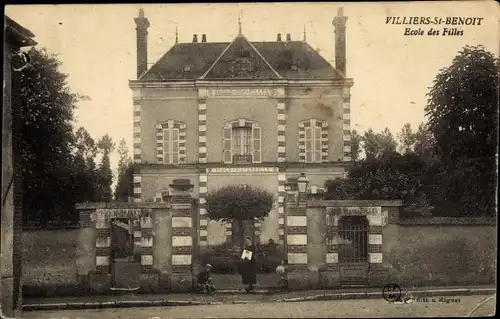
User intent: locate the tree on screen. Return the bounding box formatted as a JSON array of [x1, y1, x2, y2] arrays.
[[96, 134, 115, 202], [71, 127, 100, 203], [206, 185, 274, 250], [397, 123, 417, 155], [350, 130, 362, 161], [362, 128, 397, 159], [425, 45, 498, 216], [324, 153, 433, 215], [114, 138, 134, 201], [19, 47, 88, 224], [412, 123, 436, 162]]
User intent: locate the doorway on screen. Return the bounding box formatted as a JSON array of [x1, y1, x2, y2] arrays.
[[110, 218, 140, 289], [338, 215, 369, 286]]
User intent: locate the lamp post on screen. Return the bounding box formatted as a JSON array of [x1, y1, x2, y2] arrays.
[[297, 173, 309, 205]]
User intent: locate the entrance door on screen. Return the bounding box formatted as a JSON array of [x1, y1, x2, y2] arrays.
[[110, 218, 140, 289], [338, 216, 369, 286]]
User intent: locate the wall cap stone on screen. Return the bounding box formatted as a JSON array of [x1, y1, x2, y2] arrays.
[[399, 217, 496, 225], [307, 200, 403, 208], [75, 202, 170, 210]]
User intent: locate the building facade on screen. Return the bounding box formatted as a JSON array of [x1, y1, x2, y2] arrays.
[[2, 15, 37, 316], [129, 8, 353, 249]]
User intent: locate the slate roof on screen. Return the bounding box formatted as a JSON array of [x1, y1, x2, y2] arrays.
[[139, 35, 343, 81]]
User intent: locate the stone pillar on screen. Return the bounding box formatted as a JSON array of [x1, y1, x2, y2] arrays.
[[198, 171, 208, 246], [322, 208, 340, 288], [139, 210, 158, 292], [225, 222, 233, 245], [285, 191, 308, 289], [91, 212, 112, 292], [276, 89, 286, 163], [277, 172, 287, 246], [341, 85, 351, 162], [367, 208, 387, 286], [152, 206, 171, 292], [132, 219, 142, 262], [77, 209, 96, 291], [253, 217, 262, 240], [133, 174, 142, 203], [169, 179, 194, 292]]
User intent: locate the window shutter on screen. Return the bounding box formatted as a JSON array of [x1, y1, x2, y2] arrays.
[[223, 127, 232, 163], [163, 129, 170, 164], [172, 128, 179, 164], [305, 127, 313, 163], [314, 126, 321, 163], [252, 126, 261, 163]]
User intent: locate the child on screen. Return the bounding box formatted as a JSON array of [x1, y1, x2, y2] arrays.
[[276, 260, 288, 291], [197, 264, 216, 295]]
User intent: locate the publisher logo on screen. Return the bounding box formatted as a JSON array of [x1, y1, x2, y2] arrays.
[[383, 284, 402, 302]]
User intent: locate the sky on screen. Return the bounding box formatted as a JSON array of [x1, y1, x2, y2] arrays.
[[5, 2, 499, 186]]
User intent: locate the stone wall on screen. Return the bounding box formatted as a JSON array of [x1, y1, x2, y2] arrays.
[[383, 218, 496, 287]]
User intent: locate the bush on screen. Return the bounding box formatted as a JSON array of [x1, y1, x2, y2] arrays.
[[198, 241, 287, 274]]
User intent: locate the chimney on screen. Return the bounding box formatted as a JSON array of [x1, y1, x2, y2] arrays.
[[192, 34, 198, 43], [286, 33, 291, 42], [332, 7, 348, 76], [277, 33, 282, 42], [134, 8, 150, 79], [201, 34, 207, 43]]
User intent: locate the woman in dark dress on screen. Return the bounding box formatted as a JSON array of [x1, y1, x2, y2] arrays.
[[240, 237, 257, 292]]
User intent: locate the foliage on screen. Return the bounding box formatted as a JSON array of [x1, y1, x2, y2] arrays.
[[96, 134, 115, 202], [362, 128, 397, 160], [325, 152, 433, 214], [397, 123, 417, 155], [114, 139, 134, 201], [425, 45, 498, 216], [19, 48, 89, 224], [350, 130, 362, 161], [206, 185, 274, 250], [206, 185, 274, 223], [198, 240, 286, 274]]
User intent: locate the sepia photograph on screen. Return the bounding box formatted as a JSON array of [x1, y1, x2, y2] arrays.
[[2, 2, 498, 318]]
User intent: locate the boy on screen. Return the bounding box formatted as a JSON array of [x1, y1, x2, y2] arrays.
[[197, 264, 216, 295], [276, 260, 288, 291]]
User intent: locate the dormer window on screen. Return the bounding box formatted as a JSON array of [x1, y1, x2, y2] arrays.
[[183, 66, 191, 72]]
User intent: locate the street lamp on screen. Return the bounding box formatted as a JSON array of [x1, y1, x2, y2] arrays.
[[297, 173, 309, 203]]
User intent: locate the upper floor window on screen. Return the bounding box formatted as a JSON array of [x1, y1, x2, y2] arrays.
[[298, 119, 328, 163], [156, 120, 187, 165], [223, 119, 261, 164]]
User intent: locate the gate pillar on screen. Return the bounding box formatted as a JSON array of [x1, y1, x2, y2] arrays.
[[139, 211, 159, 292], [169, 179, 194, 292], [322, 208, 340, 288], [367, 210, 387, 286], [90, 209, 113, 292], [284, 189, 309, 289], [76, 209, 96, 291]]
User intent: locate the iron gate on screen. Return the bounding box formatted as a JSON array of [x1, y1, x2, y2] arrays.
[[338, 216, 369, 285]]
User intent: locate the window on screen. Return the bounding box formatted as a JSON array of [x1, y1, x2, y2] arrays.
[[232, 126, 252, 163], [163, 128, 180, 164], [156, 120, 186, 165], [222, 120, 261, 164], [299, 119, 328, 163], [305, 125, 322, 163]]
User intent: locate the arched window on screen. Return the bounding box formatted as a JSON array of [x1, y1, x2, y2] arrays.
[[298, 119, 328, 163], [222, 119, 261, 164], [156, 120, 187, 164]]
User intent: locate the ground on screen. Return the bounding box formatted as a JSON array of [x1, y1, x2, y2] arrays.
[[21, 295, 496, 318]]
